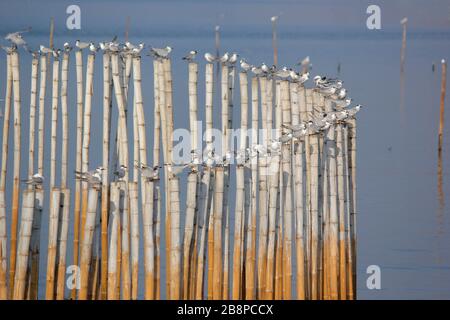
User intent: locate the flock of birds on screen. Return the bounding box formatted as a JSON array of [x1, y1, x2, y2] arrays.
[[2, 28, 362, 188]]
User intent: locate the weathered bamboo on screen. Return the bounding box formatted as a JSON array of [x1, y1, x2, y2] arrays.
[[56, 188, 70, 299], [438, 60, 447, 154], [0, 53, 12, 300], [107, 183, 120, 300], [79, 187, 99, 300], [347, 118, 357, 300], [27, 55, 39, 184], [49, 57, 59, 189], [195, 63, 214, 300], [292, 83, 306, 300], [245, 76, 258, 300], [9, 51, 22, 298], [45, 188, 60, 299], [265, 79, 281, 299], [232, 72, 247, 299], [182, 62, 198, 299], [129, 182, 139, 299], [13, 189, 35, 300], [152, 59, 161, 299], [257, 76, 268, 298], [280, 80, 293, 299], [100, 51, 111, 300], [72, 49, 83, 300], [81, 52, 96, 244]]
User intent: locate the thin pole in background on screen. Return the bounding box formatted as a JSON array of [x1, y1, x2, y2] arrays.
[[271, 16, 278, 68]]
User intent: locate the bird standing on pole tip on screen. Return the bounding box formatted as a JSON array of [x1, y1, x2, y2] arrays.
[[75, 40, 90, 50], [114, 165, 127, 181], [182, 50, 198, 62], [22, 173, 44, 186], [400, 17, 408, 24], [271, 16, 279, 22], [240, 59, 252, 72], [442, 59, 446, 65], [148, 46, 172, 59], [220, 52, 229, 64], [5, 28, 30, 50], [205, 52, 217, 63]]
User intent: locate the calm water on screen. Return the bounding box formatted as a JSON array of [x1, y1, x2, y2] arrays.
[[0, 27, 449, 299]]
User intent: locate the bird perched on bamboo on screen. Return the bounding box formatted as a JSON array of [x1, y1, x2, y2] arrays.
[[219, 52, 229, 64], [240, 59, 252, 72], [345, 104, 362, 118], [22, 173, 44, 186], [0, 45, 15, 54], [251, 66, 263, 76], [75, 167, 104, 185], [282, 122, 307, 132], [75, 40, 90, 50], [183, 50, 198, 62], [5, 28, 30, 50], [235, 148, 252, 166], [228, 52, 238, 65], [296, 56, 310, 70], [52, 48, 62, 59], [148, 46, 172, 59], [63, 42, 72, 52], [204, 52, 217, 63], [114, 165, 127, 181], [329, 87, 347, 100], [274, 67, 291, 79], [203, 149, 221, 167], [135, 163, 160, 181], [89, 43, 98, 53], [39, 45, 52, 55]]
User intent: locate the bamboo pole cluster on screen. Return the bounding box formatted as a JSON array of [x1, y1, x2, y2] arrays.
[[0, 44, 359, 300]]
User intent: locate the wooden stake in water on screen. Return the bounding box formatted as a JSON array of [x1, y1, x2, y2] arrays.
[[107, 183, 120, 300], [0, 53, 12, 300], [271, 16, 279, 67], [438, 59, 447, 154]]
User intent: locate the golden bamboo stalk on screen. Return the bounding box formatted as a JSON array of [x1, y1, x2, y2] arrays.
[[0, 53, 12, 300], [128, 181, 139, 299], [107, 183, 120, 300], [120, 183, 131, 300], [56, 188, 70, 299], [347, 118, 357, 300], [72, 49, 83, 300], [49, 57, 59, 189], [27, 55, 39, 183], [79, 187, 100, 299], [9, 51, 22, 298], [13, 189, 35, 300], [245, 76, 258, 300], [438, 60, 447, 154], [100, 51, 111, 300], [182, 62, 198, 299], [257, 76, 268, 299], [45, 188, 60, 299]]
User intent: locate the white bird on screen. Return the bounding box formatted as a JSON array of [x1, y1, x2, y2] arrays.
[[114, 165, 127, 180], [108, 42, 120, 53], [99, 42, 109, 51], [261, 63, 270, 73], [75, 40, 90, 50], [335, 98, 352, 109], [275, 67, 290, 79], [5, 28, 30, 48], [22, 173, 44, 186], [125, 41, 136, 50], [136, 163, 160, 181], [131, 43, 145, 55], [223, 150, 233, 165], [204, 52, 217, 63], [52, 49, 62, 59], [289, 70, 299, 81], [292, 128, 308, 138], [240, 59, 252, 72], [89, 43, 98, 52], [220, 52, 229, 64], [168, 164, 188, 176], [298, 72, 309, 84], [282, 123, 307, 132], [228, 53, 238, 64], [346, 104, 362, 117], [251, 66, 263, 76], [182, 50, 198, 62], [63, 42, 72, 52], [296, 56, 310, 67], [318, 86, 337, 96], [279, 132, 293, 143], [39, 45, 52, 54], [75, 167, 104, 184], [150, 46, 172, 59], [268, 139, 282, 153], [252, 144, 268, 156], [0, 45, 15, 54]]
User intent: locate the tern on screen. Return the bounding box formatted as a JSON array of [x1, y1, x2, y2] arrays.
[[279, 132, 293, 143], [251, 66, 263, 76], [75, 166, 105, 179], [39, 45, 52, 54], [228, 53, 238, 64], [282, 123, 307, 132], [150, 46, 172, 59], [261, 63, 270, 73], [75, 40, 90, 50], [5, 28, 30, 49], [346, 104, 362, 117], [114, 165, 127, 180], [275, 67, 290, 79], [204, 52, 217, 63], [182, 50, 198, 62], [219, 52, 229, 64], [22, 173, 44, 186], [298, 72, 309, 84], [136, 163, 160, 181], [89, 43, 98, 53], [52, 49, 62, 59], [240, 59, 252, 72], [130, 43, 145, 55], [63, 42, 72, 52]]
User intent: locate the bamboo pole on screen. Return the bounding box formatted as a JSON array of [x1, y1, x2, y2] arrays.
[[257, 76, 268, 299], [152, 60, 161, 299], [195, 63, 214, 300], [232, 72, 248, 299], [13, 189, 35, 300], [265, 79, 281, 300], [347, 118, 357, 300], [56, 188, 70, 299], [0, 53, 12, 300], [292, 83, 306, 300], [79, 187, 99, 299], [100, 51, 111, 300], [107, 183, 120, 300], [9, 51, 22, 298], [27, 55, 39, 183], [45, 188, 60, 299], [60, 52, 69, 188], [245, 76, 258, 300], [438, 60, 447, 154], [129, 182, 139, 299], [49, 57, 59, 189], [81, 52, 96, 245], [72, 49, 83, 300], [182, 62, 198, 299]]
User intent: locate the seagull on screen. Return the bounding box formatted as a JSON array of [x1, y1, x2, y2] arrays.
[[204, 52, 217, 63], [292, 127, 308, 138], [274, 67, 291, 79], [223, 150, 233, 166], [261, 63, 270, 74], [296, 56, 310, 67], [75, 40, 90, 50], [298, 72, 309, 84], [346, 104, 362, 117], [289, 70, 300, 81], [167, 164, 188, 176], [228, 53, 238, 64], [108, 41, 120, 53], [89, 43, 98, 53], [240, 59, 252, 72], [318, 86, 337, 96], [282, 123, 307, 132], [130, 43, 145, 55], [75, 166, 105, 179], [182, 50, 197, 62], [75, 167, 104, 185], [150, 46, 172, 59], [39, 45, 52, 54], [219, 52, 229, 64], [279, 132, 293, 143], [268, 139, 282, 153], [99, 42, 109, 51], [235, 148, 250, 166], [114, 165, 127, 180], [52, 49, 62, 59], [125, 41, 137, 50], [22, 173, 44, 186]]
